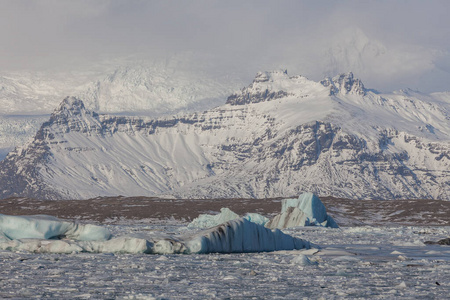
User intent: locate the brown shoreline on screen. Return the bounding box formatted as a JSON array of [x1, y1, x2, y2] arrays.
[[1, 196, 449, 226]]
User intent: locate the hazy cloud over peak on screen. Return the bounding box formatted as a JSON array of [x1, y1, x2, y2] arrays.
[[0, 0, 449, 92]]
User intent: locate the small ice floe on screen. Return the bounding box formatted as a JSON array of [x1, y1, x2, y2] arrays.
[[331, 255, 360, 262], [291, 254, 318, 266], [397, 255, 411, 261], [335, 268, 358, 277]]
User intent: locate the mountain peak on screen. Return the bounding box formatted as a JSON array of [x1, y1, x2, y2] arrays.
[[47, 97, 100, 131], [54, 96, 87, 116], [226, 70, 291, 105], [253, 70, 289, 83], [321, 72, 366, 96]]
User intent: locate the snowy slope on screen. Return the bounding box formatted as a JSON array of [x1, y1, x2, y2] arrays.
[[0, 71, 448, 200]]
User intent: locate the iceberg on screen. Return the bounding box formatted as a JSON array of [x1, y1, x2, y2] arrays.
[[188, 208, 239, 229], [0, 239, 84, 254], [0, 214, 310, 254], [80, 237, 153, 254], [243, 213, 270, 226], [188, 208, 269, 228], [187, 218, 310, 254], [0, 214, 111, 241], [0, 237, 153, 254], [266, 192, 339, 229]]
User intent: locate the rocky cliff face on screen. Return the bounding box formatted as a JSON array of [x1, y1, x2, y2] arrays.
[[0, 71, 448, 200]]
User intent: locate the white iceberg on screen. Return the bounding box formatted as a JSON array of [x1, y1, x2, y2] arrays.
[[80, 237, 153, 254], [188, 208, 269, 228], [0, 214, 111, 241], [0, 237, 153, 254], [266, 192, 339, 229]]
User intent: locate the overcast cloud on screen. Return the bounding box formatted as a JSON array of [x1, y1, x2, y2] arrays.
[[0, 0, 449, 92]]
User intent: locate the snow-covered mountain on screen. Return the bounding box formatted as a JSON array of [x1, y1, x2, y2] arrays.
[[0, 62, 243, 160], [0, 71, 448, 200]]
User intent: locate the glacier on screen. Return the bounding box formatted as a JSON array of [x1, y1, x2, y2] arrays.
[[266, 193, 339, 229], [0, 214, 309, 254]]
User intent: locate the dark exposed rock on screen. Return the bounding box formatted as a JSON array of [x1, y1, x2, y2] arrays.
[[425, 238, 450, 245], [226, 90, 289, 105], [321, 72, 366, 96]]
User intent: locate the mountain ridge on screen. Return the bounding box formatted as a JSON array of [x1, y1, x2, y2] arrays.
[[0, 71, 448, 200]]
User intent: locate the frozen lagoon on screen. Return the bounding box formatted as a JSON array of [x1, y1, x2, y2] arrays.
[[0, 219, 449, 299]]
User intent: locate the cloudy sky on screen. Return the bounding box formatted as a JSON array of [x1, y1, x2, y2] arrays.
[[0, 0, 449, 92]]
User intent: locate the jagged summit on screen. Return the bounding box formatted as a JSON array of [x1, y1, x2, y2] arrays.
[[46, 97, 100, 133], [226, 70, 367, 106], [53, 97, 87, 116], [226, 70, 323, 106], [320, 72, 366, 96], [253, 70, 289, 83], [332, 72, 366, 95]]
